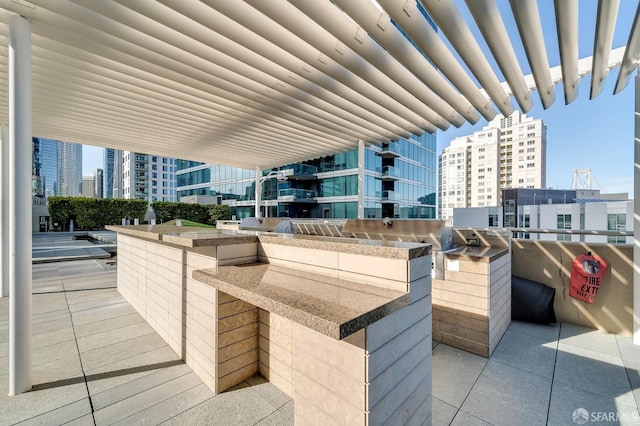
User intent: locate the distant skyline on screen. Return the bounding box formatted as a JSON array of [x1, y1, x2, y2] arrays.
[[81, 1, 637, 197]]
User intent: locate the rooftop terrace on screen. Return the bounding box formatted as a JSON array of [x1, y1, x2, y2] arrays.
[[1, 254, 638, 425]]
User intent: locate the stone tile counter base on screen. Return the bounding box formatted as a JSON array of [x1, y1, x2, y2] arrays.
[[109, 226, 432, 425]]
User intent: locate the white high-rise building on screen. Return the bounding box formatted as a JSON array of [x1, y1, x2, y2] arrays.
[[439, 111, 546, 221], [122, 152, 177, 202]]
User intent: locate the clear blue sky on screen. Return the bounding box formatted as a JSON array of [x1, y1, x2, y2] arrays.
[[84, 1, 637, 195]]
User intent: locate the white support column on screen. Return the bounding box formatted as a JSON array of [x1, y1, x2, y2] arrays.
[[357, 140, 365, 219], [255, 166, 261, 219], [634, 74, 640, 345], [8, 14, 32, 395], [1, 126, 8, 298]]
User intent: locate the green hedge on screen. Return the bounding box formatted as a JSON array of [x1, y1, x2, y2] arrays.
[[47, 198, 233, 230], [151, 201, 231, 225], [207, 204, 232, 223], [48, 197, 148, 230]]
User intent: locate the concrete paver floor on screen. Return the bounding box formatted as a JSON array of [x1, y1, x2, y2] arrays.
[[1, 258, 639, 425], [1, 260, 293, 426]]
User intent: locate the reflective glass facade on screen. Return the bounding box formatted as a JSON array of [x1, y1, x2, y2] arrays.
[[177, 132, 437, 220]]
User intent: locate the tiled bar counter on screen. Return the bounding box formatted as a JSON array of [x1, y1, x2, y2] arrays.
[[107, 225, 433, 425]]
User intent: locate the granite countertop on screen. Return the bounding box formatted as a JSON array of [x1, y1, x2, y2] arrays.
[[107, 225, 431, 259], [105, 225, 258, 247], [193, 263, 409, 340], [257, 233, 431, 260], [444, 245, 509, 262]]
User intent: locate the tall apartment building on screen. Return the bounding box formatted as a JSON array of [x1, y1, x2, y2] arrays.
[[439, 111, 546, 221], [103, 148, 121, 198], [31, 138, 82, 198], [57, 141, 83, 197], [177, 133, 437, 219], [122, 151, 177, 202], [94, 168, 104, 198]]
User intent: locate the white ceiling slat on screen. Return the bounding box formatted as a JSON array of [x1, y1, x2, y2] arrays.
[[614, 2, 640, 94], [154, 0, 413, 139], [420, 0, 514, 118], [376, 0, 492, 122], [554, 0, 579, 104], [0, 1, 633, 168], [193, 0, 432, 134], [30, 23, 364, 147], [30, 2, 381, 143], [464, 0, 533, 112], [591, 0, 620, 99], [236, 0, 445, 132], [289, 0, 465, 127], [30, 41, 355, 148], [509, 0, 556, 109], [70, 0, 401, 142]]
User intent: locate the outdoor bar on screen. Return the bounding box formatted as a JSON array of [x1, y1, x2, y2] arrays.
[[106, 224, 433, 424]]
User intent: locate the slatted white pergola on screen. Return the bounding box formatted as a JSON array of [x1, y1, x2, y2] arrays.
[[0, 0, 639, 396]]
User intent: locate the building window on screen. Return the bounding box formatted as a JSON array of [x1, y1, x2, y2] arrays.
[[607, 213, 627, 244], [488, 214, 499, 227], [557, 214, 571, 241]]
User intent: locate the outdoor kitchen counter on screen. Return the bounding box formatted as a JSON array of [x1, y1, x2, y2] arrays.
[[443, 245, 509, 262], [109, 225, 433, 423], [193, 263, 409, 339], [106, 225, 432, 257]]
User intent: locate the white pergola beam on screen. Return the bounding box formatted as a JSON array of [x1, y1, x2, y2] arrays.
[[554, 0, 579, 104], [615, 2, 640, 95], [465, 0, 533, 113], [313, 0, 466, 127], [420, 0, 514, 118], [510, 0, 555, 109], [591, 0, 619, 99], [239, 0, 444, 131], [378, 0, 491, 122], [150, 0, 415, 139]]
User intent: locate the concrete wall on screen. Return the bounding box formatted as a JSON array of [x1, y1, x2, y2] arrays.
[[511, 239, 633, 336]]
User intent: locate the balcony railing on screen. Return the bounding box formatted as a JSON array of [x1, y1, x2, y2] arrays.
[[381, 190, 395, 201], [279, 164, 318, 177], [278, 188, 317, 201], [381, 165, 400, 180], [377, 143, 401, 158]]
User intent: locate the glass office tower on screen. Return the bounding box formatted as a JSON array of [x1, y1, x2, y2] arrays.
[[177, 133, 437, 220]]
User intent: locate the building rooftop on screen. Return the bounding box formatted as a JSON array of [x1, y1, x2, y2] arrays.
[[1, 257, 638, 425]]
